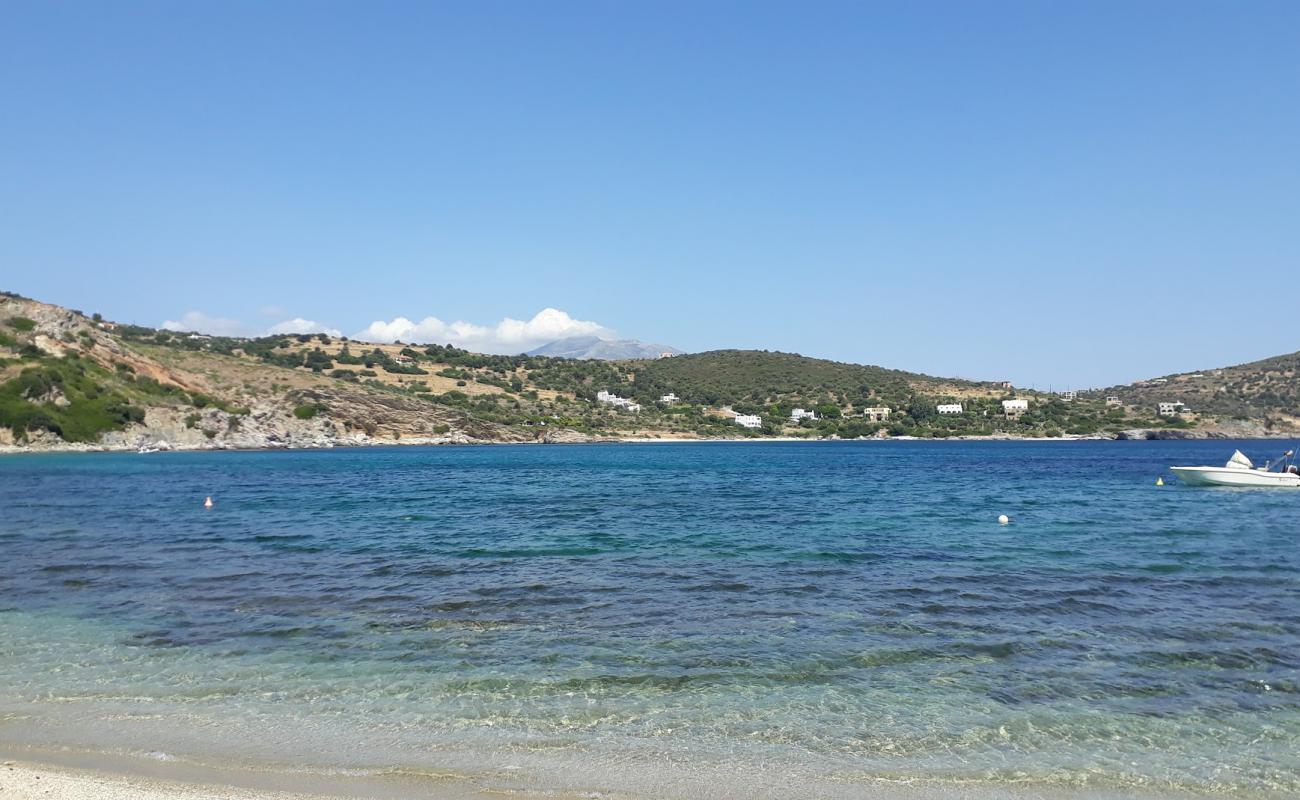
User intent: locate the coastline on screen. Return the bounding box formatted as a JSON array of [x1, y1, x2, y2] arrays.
[[1, 430, 1285, 457], [0, 750, 1220, 800]]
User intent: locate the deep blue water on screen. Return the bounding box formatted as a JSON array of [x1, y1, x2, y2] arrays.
[[0, 441, 1298, 797]]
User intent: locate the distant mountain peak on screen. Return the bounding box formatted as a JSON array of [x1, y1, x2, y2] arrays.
[[526, 336, 683, 360]]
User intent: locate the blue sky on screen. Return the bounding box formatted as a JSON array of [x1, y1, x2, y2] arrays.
[[2, 2, 1297, 388]]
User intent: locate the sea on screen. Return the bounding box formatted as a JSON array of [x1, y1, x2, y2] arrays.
[[0, 440, 1297, 799]]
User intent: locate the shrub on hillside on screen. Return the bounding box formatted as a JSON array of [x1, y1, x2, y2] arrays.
[[293, 403, 326, 420]]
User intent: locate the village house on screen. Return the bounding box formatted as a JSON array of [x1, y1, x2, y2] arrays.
[[936, 403, 963, 415], [734, 414, 762, 429], [1060, 391, 1076, 401], [596, 390, 641, 412], [1157, 402, 1186, 417], [393, 354, 415, 366], [1002, 399, 1029, 417], [1105, 396, 1121, 406], [659, 392, 679, 404], [790, 408, 817, 422], [860, 407, 891, 422]]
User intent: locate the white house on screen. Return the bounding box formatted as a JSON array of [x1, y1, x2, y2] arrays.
[[659, 393, 679, 404], [861, 407, 891, 422], [596, 390, 641, 412], [734, 414, 762, 429], [1105, 396, 1121, 406], [790, 408, 817, 422], [1157, 402, 1186, 417], [1060, 390, 1077, 401], [1002, 399, 1029, 416], [936, 403, 963, 415]]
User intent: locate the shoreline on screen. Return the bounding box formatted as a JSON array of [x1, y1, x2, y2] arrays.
[[2, 431, 1289, 457], [0, 749, 1224, 800]]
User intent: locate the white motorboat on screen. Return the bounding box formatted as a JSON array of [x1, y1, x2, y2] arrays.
[[1170, 449, 1300, 488]]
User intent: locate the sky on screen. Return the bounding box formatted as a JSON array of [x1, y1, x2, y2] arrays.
[[2, 2, 1298, 388]]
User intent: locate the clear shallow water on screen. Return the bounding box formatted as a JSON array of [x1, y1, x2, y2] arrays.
[[0, 441, 1297, 797]]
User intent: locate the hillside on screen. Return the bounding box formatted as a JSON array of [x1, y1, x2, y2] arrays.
[[628, 350, 982, 407], [0, 293, 538, 451], [2, 291, 1291, 452], [1102, 350, 1300, 433]]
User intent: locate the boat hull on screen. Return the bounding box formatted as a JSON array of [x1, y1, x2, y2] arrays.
[[1170, 466, 1300, 488]]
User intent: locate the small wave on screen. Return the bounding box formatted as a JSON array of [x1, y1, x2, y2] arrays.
[[685, 581, 751, 592], [456, 546, 605, 558]]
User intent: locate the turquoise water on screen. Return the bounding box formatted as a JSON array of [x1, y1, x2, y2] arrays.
[[1, 441, 1297, 798]]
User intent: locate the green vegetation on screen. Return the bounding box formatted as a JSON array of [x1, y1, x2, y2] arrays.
[[0, 358, 145, 442], [6, 317, 36, 332], [293, 402, 327, 420], [629, 350, 926, 408]]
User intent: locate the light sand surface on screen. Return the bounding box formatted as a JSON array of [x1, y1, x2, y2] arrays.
[[0, 758, 546, 800], [0, 758, 1217, 800], [1, 761, 347, 800]]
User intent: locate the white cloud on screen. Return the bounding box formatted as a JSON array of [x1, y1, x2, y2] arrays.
[[162, 311, 254, 337], [265, 318, 343, 338], [355, 308, 612, 353], [162, 311, 341, 338], [162, 306, 608, 352]]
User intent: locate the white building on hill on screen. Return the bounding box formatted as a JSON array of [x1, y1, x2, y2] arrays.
[[861, 407, 891, 422], [790, 408, 817, 422], [596, 390, 641, 412], [1157, 402, 1186, 416], [1002, 399, 1029, 416], [659, 393, 679, 404], [734, 414, 762, 429], [936, 403, 963, 415]]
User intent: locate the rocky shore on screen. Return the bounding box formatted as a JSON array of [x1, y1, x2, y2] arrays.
[[4, 425, 1294, 455]]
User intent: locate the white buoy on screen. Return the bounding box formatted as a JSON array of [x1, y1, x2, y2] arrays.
[[1155, 476, 1164, 486], [203, 496, 213, 509], [998, 514, 1009, 525]]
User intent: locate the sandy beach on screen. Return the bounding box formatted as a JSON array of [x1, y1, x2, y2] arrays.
[[0, 756, 1205, 800], [1, 760, 339, 800], [0, 757, 530, 800]]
